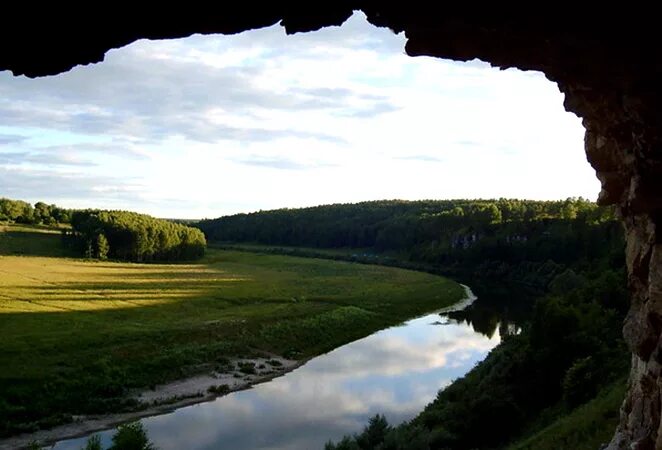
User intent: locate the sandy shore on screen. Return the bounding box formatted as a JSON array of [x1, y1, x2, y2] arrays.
[[436, 284, 477, 314], [1, 355, 301, 450]]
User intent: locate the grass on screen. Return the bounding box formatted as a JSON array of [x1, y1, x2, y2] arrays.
[[0, 225, 465, 436], [507, 378, 626, 450], [212, 242, 403, 265], [212, 242, 377, 257]]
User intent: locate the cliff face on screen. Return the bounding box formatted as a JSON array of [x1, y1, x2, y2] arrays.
[[2, 6, 661, 448]]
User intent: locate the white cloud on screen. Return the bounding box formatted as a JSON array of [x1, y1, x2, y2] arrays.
[[0, 12, 598, 218]]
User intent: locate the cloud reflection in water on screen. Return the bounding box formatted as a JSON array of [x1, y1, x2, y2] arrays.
[[54, 313, 499, 450]]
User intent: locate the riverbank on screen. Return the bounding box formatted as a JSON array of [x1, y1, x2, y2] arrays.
[[0, 234, 467, 443], [0, 355, 305, 450], [36, 285, 490, 450], [1, 285, 479, 450]]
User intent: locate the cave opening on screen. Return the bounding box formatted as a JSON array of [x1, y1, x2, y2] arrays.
[[2, 7, 661, 450]]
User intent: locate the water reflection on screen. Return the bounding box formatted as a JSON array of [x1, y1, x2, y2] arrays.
[[447, 283, 530, 339], [53, 306, 501, 450]]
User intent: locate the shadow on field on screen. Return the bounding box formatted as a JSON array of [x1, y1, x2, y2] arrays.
[[0, 230, 74, 257], [0, 263, 322, 436]]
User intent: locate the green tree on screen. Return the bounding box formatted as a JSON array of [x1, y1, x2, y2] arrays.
[[34, 201, 51, 224], [356, 414, 390, 449], [483, 203, 502, 224], [96, 233, 110, 260], [560, 199, 578, 220], [325, 436, 360, 450], [0, 198, 27, 221]]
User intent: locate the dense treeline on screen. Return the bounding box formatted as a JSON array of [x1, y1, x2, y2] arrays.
[[0, 197, 206, 262], [199, 198, 612, 249], [0, 198, 71, 225], [198, 198, 622, 285], [70, 210, 206, 262]]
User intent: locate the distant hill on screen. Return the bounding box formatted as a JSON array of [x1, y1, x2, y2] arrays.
[[197, 198, 621, 284]]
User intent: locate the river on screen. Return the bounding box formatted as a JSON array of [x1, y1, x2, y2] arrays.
[[51, 286, 505, 450]]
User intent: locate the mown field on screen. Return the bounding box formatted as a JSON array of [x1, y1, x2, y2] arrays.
[[0, 225, 464, 436]]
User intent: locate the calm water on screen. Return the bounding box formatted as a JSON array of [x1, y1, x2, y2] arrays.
[[52, 291, 503, 450]]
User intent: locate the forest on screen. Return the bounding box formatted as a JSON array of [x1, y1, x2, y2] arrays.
[[69, 210, 206, 262], [198, 198, 614, 254], [0, 198, 71, 225], [0, 197, 206, 262], [197, 198, 622, 284]]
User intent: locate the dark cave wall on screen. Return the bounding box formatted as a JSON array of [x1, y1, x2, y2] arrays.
[[3, 6, 662, 448]]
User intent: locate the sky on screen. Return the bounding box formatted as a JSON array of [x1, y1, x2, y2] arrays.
[[0, 12, 599, 219]]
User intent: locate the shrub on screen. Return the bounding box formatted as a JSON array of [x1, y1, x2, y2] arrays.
[[238, 362, 256, 374], [563, 356, 600, 408], [84, 434, 103, 450], [109, 422, 155, 450], [207, 384, 231, 395]]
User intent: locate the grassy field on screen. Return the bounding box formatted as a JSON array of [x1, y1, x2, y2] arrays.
[[0, 225, 465, 436]]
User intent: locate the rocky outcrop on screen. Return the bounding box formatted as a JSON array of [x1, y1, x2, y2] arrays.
[[2, 6, 661, 448]]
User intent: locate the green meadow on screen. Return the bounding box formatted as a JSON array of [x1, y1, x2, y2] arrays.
[[0, 225, 464, 436]]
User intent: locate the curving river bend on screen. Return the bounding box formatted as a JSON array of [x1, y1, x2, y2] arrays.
[[52, 287, 503, 450]]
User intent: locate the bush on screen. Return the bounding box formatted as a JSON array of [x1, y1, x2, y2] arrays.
[[207, 384, 231, 395], [109, 422, 155, 450], [563, 356, 600, 408]]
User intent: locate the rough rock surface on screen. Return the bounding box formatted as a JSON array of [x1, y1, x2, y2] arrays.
[[2, 6, 661, 448]]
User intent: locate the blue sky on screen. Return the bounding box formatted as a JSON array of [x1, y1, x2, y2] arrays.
[[0, 12, 599, 219]]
